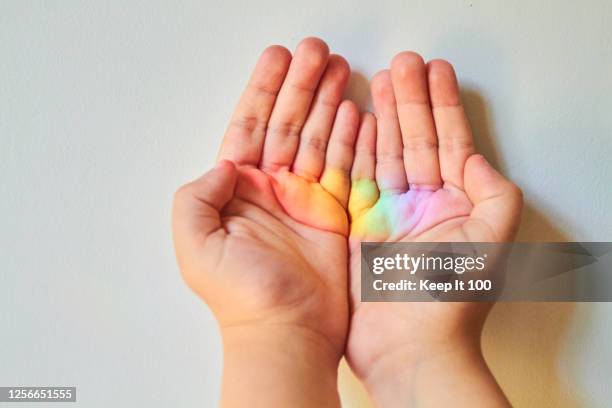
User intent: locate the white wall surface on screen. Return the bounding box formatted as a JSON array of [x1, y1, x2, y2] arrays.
[[1, 1, 611, 406]]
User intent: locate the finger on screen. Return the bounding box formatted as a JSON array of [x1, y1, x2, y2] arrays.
[[351, 111, 377, 181], [428, 59, 475, 189], [260, 37, 330, 171], [464, 154, 523, 241], [371, 70, 408, 193], [349, 111, 379, 218], [292, 55, 350, 180], [218, 46, 292, 165], [172, 160, 238, 255], [390, 51, 441, 189], [320, 100, 359, 207]]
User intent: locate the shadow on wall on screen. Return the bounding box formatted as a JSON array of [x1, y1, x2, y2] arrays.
[[464, 89, 581, 408]]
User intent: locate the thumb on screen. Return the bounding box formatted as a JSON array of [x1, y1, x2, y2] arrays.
[[172, 160, 238, 251], [464, 154, 523, 241]]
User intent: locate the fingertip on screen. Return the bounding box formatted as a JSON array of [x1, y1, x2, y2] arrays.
[[427, 58, 455, 74], [295, 37, 330, 67], [391, 51, 425, 78], [256, 45, 292, 80], [338, 99, 360, 122], [174, 161, 238, 215], [427, 59, 461, 106], [213, 160, 239, 187], [371, 70, 395, 107], [327, 54, 350, 76], [465, 154, 493, 179], [260, 45, 292, 64], [427, 59, 457, 85], [464, 154, 523, 241], [298, 36, 329, 51], [465, 154, 522, 202], [371, 70, 392, 94], [316, 54, 350, 98]]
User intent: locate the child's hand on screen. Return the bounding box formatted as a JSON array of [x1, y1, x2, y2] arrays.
[[172, 38, 359, 407], [346, 52, 522, 407]]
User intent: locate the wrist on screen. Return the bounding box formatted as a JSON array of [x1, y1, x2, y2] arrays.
[[363, 334, 482, 387], [219, 324, 342, 407], [362, 338, 508, 408]]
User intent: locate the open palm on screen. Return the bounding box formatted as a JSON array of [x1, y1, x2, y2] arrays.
[[173, 39, 363, 355], [345, 53, 523, 378]]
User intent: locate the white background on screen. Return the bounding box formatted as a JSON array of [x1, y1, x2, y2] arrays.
[[1, 1, 611, 406]]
